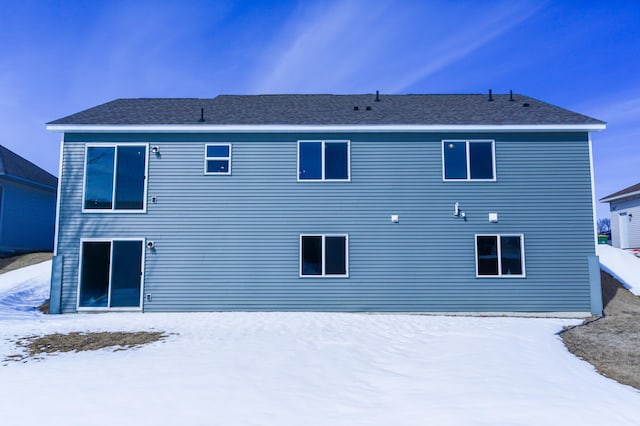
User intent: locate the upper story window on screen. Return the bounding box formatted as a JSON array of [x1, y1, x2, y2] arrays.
[[475, 234, 525, 277], [83, 144, 147, 212], [298, 140, 350, 181], [443, 140, 495, 181], [205, 144, 231, 175]]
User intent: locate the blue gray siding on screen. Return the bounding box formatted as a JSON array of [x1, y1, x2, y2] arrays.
[[56, 132, 596, 313], [0, 178, 56, 254]]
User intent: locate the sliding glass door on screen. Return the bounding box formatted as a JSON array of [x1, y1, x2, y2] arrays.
[[79, 239, 144, 309]]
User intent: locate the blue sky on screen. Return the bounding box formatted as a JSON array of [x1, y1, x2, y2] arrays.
[[1, 0, 639, 219]]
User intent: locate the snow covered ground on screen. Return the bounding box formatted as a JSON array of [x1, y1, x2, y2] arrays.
[[597, 244, 640, 295], [1, 260, 639, 425]]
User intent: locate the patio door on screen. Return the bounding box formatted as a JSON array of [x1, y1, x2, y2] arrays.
[[78, 239, 144, 309], [619, 213, 630, 249]]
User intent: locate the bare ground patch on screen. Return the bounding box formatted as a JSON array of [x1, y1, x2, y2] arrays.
[[561, 271, 640, 390], [4, 331, 168, 363], [0, 252, 52, 274]]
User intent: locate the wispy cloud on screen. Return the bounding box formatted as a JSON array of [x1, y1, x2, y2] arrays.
[[386, 3, 546, 93], [252, 1, 395, 93], [252, 0, 546, 93], [582, 94, 640, 126]]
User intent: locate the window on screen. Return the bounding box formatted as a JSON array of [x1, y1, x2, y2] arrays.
[[78, 239, 144, 309], [300, 234, 348, 277], [83, 145, 147, 211], [475, 234, 525, 277], [205, 144, 231, 175], [298, 140, 350, 181], [443, 140, 495, 180]]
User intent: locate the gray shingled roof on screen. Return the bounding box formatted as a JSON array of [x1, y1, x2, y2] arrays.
[[48, 94, 604, 126], [600, 182, 640, 202], [0, 145, 58, 189]]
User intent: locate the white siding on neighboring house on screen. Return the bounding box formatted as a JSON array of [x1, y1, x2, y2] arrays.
[[609, 197, 640, 249]]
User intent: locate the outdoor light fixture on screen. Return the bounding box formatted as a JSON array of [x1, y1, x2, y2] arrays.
[[151, 146, 160, 155]]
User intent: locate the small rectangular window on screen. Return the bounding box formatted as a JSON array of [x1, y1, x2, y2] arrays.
[[475, 234, 525, 277], [298, 140, 350, 181], [443, 140, 495, 181], [205, 144, 231, 175], [84, 145, 147, 212], [300, 234, 348, 277]]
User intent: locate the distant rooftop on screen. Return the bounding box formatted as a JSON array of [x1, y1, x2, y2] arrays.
[[600, 183, 640, 203], [47, 93, 605, 127], [0, 145, 58, 189]]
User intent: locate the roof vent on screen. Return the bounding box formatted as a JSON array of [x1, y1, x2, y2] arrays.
[[488, 89, 494, 102], [366, 106, 372, 111], [354, 106, 359, 111], [198, 108, 205, 122], [375, 90, 380, 102], [509, 90, 514, 102], [523, 102, 530, 107]]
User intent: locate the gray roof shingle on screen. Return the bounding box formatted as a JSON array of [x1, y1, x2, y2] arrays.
[[0, 145, 58, 189], [600, 183, 640, 202], [48, 94, 605, 126]]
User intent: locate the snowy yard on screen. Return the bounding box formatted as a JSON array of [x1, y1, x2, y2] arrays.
[[1, 260, 640, 425], [597, 244, 640, 295]]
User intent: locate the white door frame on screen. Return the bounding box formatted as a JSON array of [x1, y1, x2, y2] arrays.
[[619, 212, 630, 249]]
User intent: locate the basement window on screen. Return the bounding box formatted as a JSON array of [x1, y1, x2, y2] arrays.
[[475, 234, 525, 277], [205, 144, 231, 175], [443, 140, 495, 181], [298, 140, 350, 181], [300, 234, 349, 277]]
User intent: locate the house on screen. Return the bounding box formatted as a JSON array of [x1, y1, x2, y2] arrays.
[[46, 92, 606, 315], [0, 145, 57, 256], [600, 183, 640, 249]]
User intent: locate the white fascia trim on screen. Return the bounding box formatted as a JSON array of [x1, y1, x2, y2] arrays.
[[600, 189, 640, 203], [46, 123, 607, 133], [53, 137, 64, 256], [588, 137, 598, 248]]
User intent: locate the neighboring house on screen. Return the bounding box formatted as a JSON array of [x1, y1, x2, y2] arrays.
[[600, 183, 640, 249], [0, 145, 57, 256], [46, 93, 606, 315]]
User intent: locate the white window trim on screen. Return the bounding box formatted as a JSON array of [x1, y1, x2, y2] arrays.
[[297, 140, 351, 182], [204, 143, 232, 175], [299, 234, 349, 278], [442, 140, 496, 182], [475, 234, 526, 278], [81, 143, 149, 213], [76, 237, 146, 311]]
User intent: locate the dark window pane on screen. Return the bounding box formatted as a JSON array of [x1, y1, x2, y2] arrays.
[[501, 236, 523, 275], [444, 142, 467, 179], [110, 241, 143, 307], [114, 146, 146, 210], [325, 236, 346, 275], [302, 236, 322, 275], [79, 242, 111, 307], [84, 147, 115, 209], [299, 142, 322, 180], [325, 142, 349, 180], [469, 142, 494, 179], [207, 145, 229, 157], [207, 160, 229, 173], [477, 236, 498, 275]]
